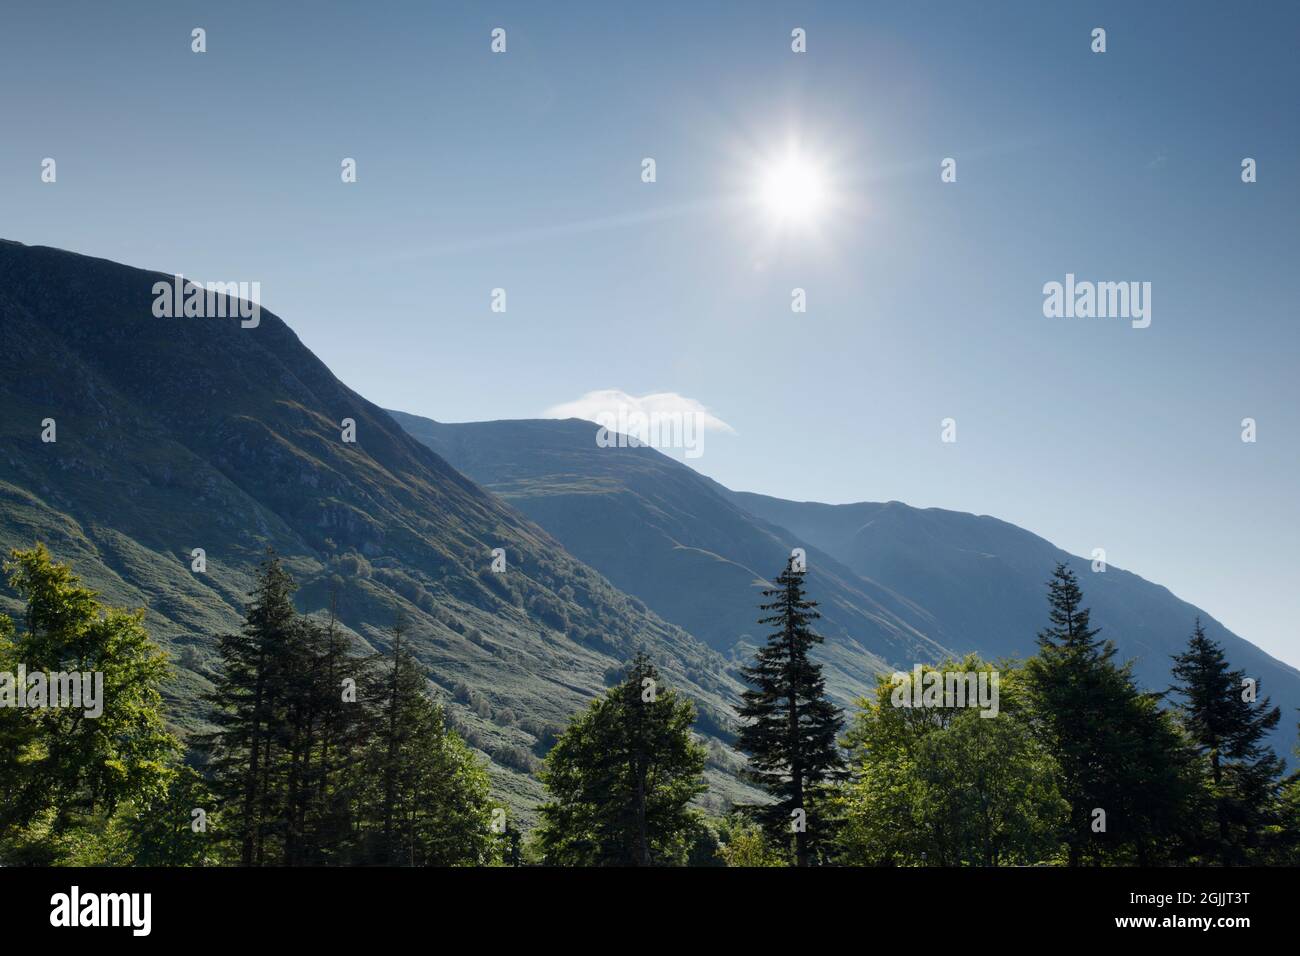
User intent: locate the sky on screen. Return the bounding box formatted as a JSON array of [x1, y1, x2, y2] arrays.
[[2, 1, 1298, 667]]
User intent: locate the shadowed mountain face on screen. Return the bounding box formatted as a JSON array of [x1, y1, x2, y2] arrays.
[[394, 412, 1300, 759], [0, 240, 756, 818], [389, 413, 956, 704]]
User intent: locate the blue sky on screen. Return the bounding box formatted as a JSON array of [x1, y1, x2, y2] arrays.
[[3, 1, 1298, 667]]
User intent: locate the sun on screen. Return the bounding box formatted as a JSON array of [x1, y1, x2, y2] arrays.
[[758, 152, 828, 225]]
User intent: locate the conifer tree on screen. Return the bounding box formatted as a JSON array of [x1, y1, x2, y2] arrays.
[[279, 614, 353, 865], [205, 564, 498, 866], [302, 588, 366, 864], [1171, 618, 1283, 863], [537, 653, 707, 865], [203, 552, 302, 865], [358, 617, 498, 866], [1025, 563, 1198, 865], [736, 558, 844, 866], [1270, 724, 1300, 865]]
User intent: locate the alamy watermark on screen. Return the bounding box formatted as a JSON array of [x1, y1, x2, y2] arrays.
[[890, 665, 1000, 718], [1042, 273, 1150, 329], [0, 665, 104, 718], [50, 886, 150, 936], [152, 274, 261, 328], [595, 405, 705, 459]]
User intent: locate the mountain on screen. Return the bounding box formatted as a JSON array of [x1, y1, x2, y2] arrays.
[[392, 412, 1300, 759], [0, 239, 757, 819], [729, 492, 1300, 757], [389, 413, 955, 704]]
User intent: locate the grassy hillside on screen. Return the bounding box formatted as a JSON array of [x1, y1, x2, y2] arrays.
[[0, 240, 760, 821], [390, 409, 1300, 761]]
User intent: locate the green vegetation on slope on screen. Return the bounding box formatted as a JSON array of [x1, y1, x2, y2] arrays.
[[0, 241, 759, 820]]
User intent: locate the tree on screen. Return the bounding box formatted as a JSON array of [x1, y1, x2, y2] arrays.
[[537, 653, 707, 865], [123, 763, 216, 866], [204, 563, 497, 867], [0, 545, 179, 864], [838, 659, 1066, 866], [357, 619, 499, 866], [201, 552, 303, 865], [1024, 563, 1200, 865], [1170, 618, 1284, 863], [500, 819, 524, 866], [718, 814, 787, 867], [1267, 720, 1300, 865], [299, 588, 366, 864], [736, 558, 844, 865]]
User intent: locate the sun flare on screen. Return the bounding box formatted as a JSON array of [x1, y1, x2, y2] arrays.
[[758, 152, 828, 225]]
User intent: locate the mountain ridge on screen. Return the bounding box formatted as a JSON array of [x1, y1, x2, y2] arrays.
[[0, 239, 759, 820], [390, 412, 960, 705], [392, 411, 1300, 759]]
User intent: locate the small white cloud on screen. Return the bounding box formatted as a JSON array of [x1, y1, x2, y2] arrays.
[[544, 389, 736, 434]]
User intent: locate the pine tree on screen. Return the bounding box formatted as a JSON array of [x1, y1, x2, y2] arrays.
[[204, 562, 500, 866], [358, 618, 498, 866], [279, 613, 352, 865], [1025, 563, 1198, 865], [537, 653, 707, 865], [1271, 722, 1300, 865], [1171, 618, 1283, 863], [202, 551, 302, 865], [736, 557, 844, 866], [302, 587, 365, 864]]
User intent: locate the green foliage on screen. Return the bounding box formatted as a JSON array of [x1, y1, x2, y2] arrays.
[[121, 763, 217, 865], [0, 544, 183, 864], [201, 553, 309, 865], [357, 620, 499, 865], [202, 557, 500, 866], [1267, 742, 1300, 865], [717, 814, 787, 867], [536, 653, 707, 865], [838, 658, 1066, 866], [1024, 564, 1202, 865], [736, 559, 844, 865], [4, 543, 1293, 870], [1, 238, 757, 817], [683, 814, 726, 866], [1170, 619, 1284, 863]]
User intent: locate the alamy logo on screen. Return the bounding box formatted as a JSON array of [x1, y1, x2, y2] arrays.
[[152, 274, 261, 328], [890, 665, 1000, 718], [0, 665, 103, 718], [50, 886, 151, 936], [1042, 273, 1151, 329]]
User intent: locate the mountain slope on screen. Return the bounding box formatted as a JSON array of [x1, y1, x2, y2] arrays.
[[390, 413, 956, 704], [0, 240, 755, 819], [392, 411, 1300, 759], [730, 492, 1300, 756]]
